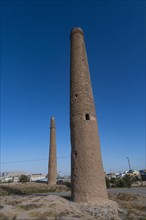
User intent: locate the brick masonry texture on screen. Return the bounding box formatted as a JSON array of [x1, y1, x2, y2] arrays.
[[48, 117, 57, 186], [70, 27, 108, 202]]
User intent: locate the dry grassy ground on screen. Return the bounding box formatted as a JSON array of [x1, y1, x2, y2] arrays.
[[108, 187, 146, 220], [0, 183, 146, 220], [0, 182, 70, 196], [0, 183, 90, 220]]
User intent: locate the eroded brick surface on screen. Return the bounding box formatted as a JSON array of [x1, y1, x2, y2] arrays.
[[48, 117, 57, 186], [70, 28, 108, 202]]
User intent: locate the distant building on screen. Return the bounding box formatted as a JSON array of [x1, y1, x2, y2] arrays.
[[13, 176, 20, 182], [0, 176, 13, 182], [139, 170, 146, 181], [30, 174, 46, 182]]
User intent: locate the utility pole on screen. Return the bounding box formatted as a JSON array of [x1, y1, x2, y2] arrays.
[[126, 157, 131, 171]]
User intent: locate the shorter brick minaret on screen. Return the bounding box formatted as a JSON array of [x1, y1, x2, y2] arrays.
[[48, 117, 57, 185]]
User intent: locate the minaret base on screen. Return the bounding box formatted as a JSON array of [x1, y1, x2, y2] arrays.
[[78, 200, 120, 220]]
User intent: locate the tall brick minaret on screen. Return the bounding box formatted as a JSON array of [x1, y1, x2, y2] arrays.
[[48, 117, 57, 186], [70, 28, 108, 202]]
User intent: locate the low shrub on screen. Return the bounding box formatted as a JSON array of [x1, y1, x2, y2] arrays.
[[106, 175, 136, 188]]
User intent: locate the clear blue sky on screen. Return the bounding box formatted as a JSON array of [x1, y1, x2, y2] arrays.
[[1, 0, 145, 175]]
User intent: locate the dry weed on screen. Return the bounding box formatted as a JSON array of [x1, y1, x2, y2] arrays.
[[19, 203, 43, 210], [30, 210, 55, 218], [0, 213, 17, 220], [116, 193, 139, 201]]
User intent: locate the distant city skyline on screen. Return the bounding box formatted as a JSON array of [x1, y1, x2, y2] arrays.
[[1, 0, 145, 175]]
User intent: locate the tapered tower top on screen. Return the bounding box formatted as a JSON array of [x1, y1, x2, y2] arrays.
[[50, 117, 55, 128], [70, 27, 84, 37], [70, 26, 96, 119]]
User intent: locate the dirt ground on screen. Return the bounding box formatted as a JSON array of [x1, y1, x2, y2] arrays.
[[0, 183, 146, 220]]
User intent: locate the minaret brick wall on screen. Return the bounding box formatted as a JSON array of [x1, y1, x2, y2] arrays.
[[48, 117, 57, 186], [70, 27, 108, 202]]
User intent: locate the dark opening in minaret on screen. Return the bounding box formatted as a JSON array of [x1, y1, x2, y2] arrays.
[[74, 150, 78, 156], [85, 114, 90, 120], [75, 94, 78, 98]]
